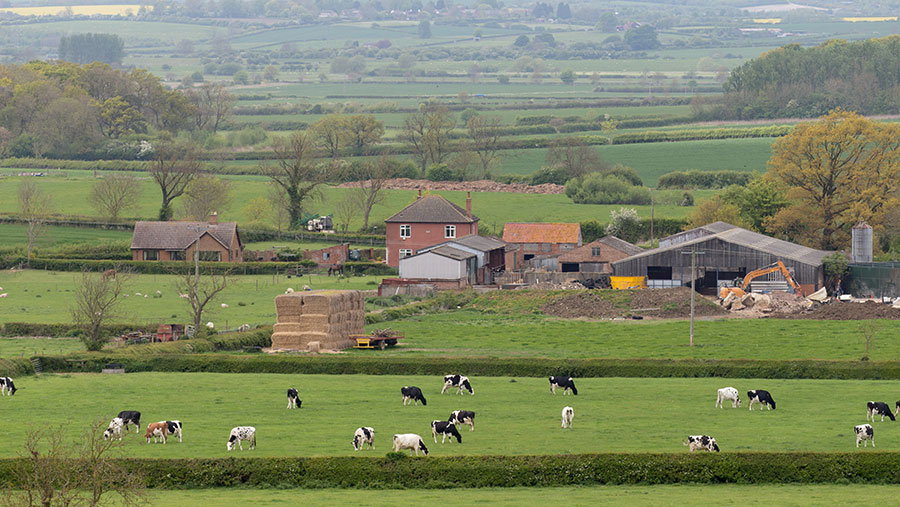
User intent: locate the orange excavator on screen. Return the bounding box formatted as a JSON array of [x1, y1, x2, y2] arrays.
[[718, 261, 802, 299]]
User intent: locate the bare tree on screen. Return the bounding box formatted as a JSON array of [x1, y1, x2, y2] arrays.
[[89, 174, 141, 221], [401, 101, 455, 174], [349, 155, 392, 230], [175, 268, 229, 330], [180, 175, 232, 220], [184, 83, 235, 133], [18, 181, 53, 268], [149, 142, 202, 220], [3, 420, 145, 507], [264, 131, 327, 229], [334, 194, 358, 234], [546, 137, 607, 180], [70, 269, 132, 352], [268, 184, 291, 234], [466, 115, 502, 178]]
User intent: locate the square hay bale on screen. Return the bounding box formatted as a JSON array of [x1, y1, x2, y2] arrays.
[[272, 290, 364, 351]]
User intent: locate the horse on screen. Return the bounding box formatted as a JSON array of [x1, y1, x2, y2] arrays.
[[328, 263, 344, 276]]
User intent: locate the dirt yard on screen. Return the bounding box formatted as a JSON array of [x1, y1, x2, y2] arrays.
[[772, 301, 900, 320], [542, 288, 728, 319]]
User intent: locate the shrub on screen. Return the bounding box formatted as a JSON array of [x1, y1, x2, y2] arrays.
[[657, 170, 753, 189], [425, 164, 459, 182], [565, 173, 651, 205]]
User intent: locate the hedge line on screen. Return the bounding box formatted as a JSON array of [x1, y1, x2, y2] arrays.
[[0, 258, 318, 274], [611, 125, 791, 145], [30, 354, 900, 380], [0, 358, 34, 377], [3, 453, 900, 489], [657, 170, 754, 189], [1, 322, 146, 338]]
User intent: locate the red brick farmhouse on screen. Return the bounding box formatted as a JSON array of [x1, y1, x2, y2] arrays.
[[384, 192, 478, 267]]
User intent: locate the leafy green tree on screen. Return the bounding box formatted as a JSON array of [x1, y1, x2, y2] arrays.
[[418, 20, 432, 39], [560, 70, 576, 85], [59, 33, 124, 65], [514, 35, 530, 47], [97, 96, 146, 138], [624, 25, 660, 50], [265, 131, 327, 228]]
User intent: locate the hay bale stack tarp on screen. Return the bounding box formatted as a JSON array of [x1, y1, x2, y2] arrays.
[[271, 290, 364, 350]]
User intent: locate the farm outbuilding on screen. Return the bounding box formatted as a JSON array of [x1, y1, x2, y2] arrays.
[[398, 246, 477, 284], [612, 223, 832, 295], [557, 236, 642, 273], [418, 234, 506, 284]]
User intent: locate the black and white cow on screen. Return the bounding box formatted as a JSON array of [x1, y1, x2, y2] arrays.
[[895, 400, 900, 417], [684, 435, 720, 452], [867, 401, 896, 422], [103, 417, 124, 441], [441, 374, 474, 395], [747, 390, 776, 411], [716, 387, 740, 408], [549, 376, 578, 395], [561, 406, 574, 428], [287, 388, 302, 409], [352, 427, 375, 451], [431, 420, 462, 444], [855, 424, 875, 448], [159, 420, 183, 442], [392, 433, 428, 456], [0, 377, 17, 396], [448, 410, 476, 432], [401, 386, 427, 406], [116, 411, 141, 432], [227, 426, 256, 450]]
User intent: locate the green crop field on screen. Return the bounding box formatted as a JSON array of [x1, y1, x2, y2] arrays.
[[140, 484, 900, 506], [370, 311, 900, 361], [0, 270, 382, 327], [0, 373, 895, 458]]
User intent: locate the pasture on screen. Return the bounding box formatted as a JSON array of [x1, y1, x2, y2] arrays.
[[0, 223, 131, 248], [0, 270, 381, 326], [141, 485, 900, 506], [1, 373, 898, 458], [0, 337, 83, 358]]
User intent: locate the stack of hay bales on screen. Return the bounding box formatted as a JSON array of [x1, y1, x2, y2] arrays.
[[271, 290, 364, 350]]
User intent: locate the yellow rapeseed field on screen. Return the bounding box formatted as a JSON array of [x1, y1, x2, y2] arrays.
[[752, 18, 782, 24], [842, 16, 897, 22], [0, 4, 147, 16]]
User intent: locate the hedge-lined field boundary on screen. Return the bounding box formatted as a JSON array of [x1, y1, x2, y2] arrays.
[[27, 354, 900, 380], [2, 453, 899, 489]]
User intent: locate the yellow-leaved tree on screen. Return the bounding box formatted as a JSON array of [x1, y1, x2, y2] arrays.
[[766, 109, 900, 250]]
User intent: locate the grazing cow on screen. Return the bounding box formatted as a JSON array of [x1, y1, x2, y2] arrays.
[[684, 435, 720, 452], [238, 324, 251, 332], [401, 386, 427, 406], [867, 401, 896, 422], [161, 421, 183, 442], [549, 376, 578, 395], [561, 406, 574, 428], [441, 374, 474, 395], [352, 427, 375, 451], [895, 401, 900, 417], [431, 420, 462, 444], [227, 426, 256, 451], [392, 433, 428, 456], [103, 418, 124, 441], [716, 387, 740, 408], [116, 411, 141, 432], [448, 410, 476, 432], [145, 422, 169, 444], [747, 390, 776, 411], [0, 377, 17, 396], [287, 388, 302, 409], [855, 424, 875, 448]]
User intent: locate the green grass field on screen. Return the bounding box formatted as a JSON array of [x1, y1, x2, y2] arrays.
[[1, 373, 896, 458], [371, 311, 900, 361], [0, 223, 132, 248], [139, 485, 900, 506], [0, 337, 84, 357], [0, 270, 381, 327]]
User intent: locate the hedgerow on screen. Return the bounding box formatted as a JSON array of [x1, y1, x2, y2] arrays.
[[2, 453, 900, 489], [0, 258, 318, 275], [657, 170, 754, 189]]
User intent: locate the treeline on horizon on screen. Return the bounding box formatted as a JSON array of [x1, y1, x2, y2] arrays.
[[719, 36, 900, 119]]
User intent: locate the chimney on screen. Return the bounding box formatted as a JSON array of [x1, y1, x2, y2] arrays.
[[209, 212, 218, 225], [466, 192, 472, 219], [417, 189, 422, 200]]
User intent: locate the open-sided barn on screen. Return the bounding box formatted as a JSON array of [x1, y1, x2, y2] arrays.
[[612, 222, 832, 295]]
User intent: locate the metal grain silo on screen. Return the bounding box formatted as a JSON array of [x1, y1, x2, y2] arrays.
[[852, 221, 873, 263]]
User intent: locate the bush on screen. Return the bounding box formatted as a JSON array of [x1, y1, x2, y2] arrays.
[[425, 163, 459, 182], [530, 166, 570, 185], [657, 170, 753, 189], [565, 173, 651, 205]]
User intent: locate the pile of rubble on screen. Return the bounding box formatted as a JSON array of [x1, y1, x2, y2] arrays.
[[719, 291, 811, 315], [336, 178, 564, 194]]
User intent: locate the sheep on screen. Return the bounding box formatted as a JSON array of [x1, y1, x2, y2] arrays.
[[221, 303, 229, 308], [285, 288, 295, 294], [179, 294, 190, 299], [0, 293, 7, 298], [238, 324, 251, 332], [206, 322, 215, 329]]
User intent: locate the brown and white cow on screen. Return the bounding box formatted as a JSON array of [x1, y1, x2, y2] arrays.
[[145, 422, 169, 444]]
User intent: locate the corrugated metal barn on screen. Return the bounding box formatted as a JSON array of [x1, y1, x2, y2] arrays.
[[612, 223, 832, 295], [399, 246, 477, 283]]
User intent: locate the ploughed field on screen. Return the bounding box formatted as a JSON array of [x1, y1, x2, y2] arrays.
[[2, 373, 898, 458]]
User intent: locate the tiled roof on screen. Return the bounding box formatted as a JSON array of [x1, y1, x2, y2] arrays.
[[384, 195, 478, 223], [558, 236, 642, 263], [502, 223, 581, 244], [131, 221, 240, 251]]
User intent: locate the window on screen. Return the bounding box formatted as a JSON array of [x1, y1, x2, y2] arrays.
[[445, 225, 456, 238], [323, 252, 331, 260], [399, 249, 413, 259], [199, 251, 221, 262], [591, 247, 602, 257], [142, 250, 159, 261], [170, 251, 186, 261], [400, 225, 411, 238]]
